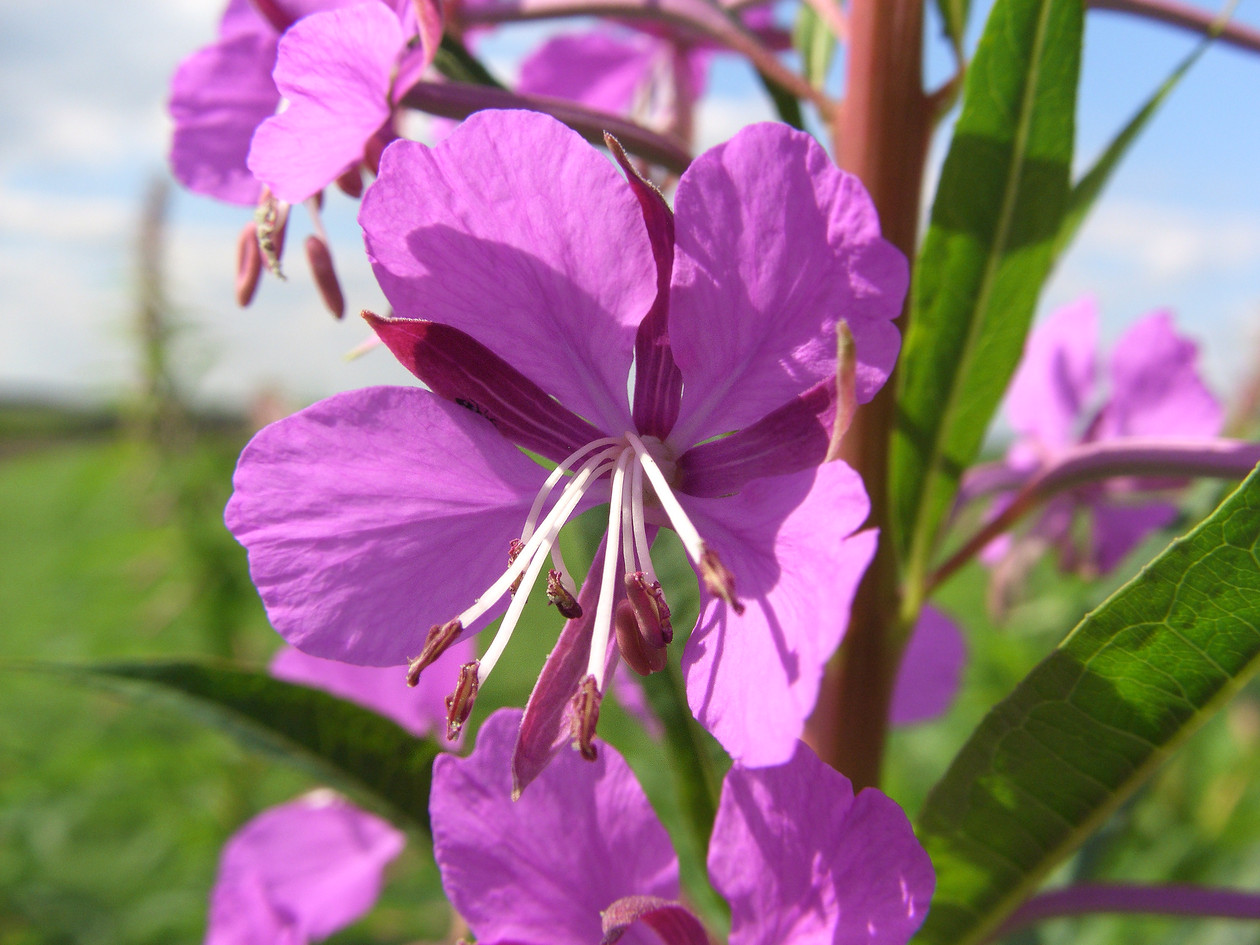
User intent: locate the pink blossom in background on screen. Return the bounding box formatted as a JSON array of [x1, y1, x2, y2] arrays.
[[430, 709, 934, 945], [889, 605, 966, 727], [988, 298, 1223, 576], [226, 109, 906, 783], [204, 792, 404, 945]]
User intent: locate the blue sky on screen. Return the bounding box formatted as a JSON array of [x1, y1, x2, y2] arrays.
[[1, 0, 1257, 414]]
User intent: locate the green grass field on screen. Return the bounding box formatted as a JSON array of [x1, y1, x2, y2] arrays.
[[3, 418, 1260, 944]]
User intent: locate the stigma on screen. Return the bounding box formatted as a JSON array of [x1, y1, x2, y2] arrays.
[[406, 431, 742, 748]]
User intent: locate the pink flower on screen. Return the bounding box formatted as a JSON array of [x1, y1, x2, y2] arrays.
[[430, 709, 935, 945], [226, 109, 905, 785]]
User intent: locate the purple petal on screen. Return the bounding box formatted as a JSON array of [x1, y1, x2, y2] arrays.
[[668, 123, 905, 446], [270, 637, 475, 739], [432, 709, 678, 945], [249, 4, 404, 203], [889, 605, 966, 726], [676, 378, 834, 498], [1088, 499, 1179, 574], [708, 743, 934, 945], [513, 539, 623, 796], [1005, 297, 1097, 452], [365, 314, 606, 463], [360, 110, 657, 433], [169, 29, 279, 205], [680, 462, 876, 766], [517, 31, 657, 115], [206, 793, 404, 945], [225, 386, 549, 665], [1097, 310, 1223, 441]]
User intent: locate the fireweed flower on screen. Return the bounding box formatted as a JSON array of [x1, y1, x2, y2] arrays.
[[169, 0, 428, 313], [431, 709, 935, 945], [204, 792, 404, 945], [226, 109, 905, 786], [982, 297, 1223, 579]]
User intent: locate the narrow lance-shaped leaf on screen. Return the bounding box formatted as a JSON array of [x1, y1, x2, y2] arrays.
[[41, 659, 441, 833], [914, 464, 1260, 945], [1051, 38, 1208, 265], [793, 3, 836, 90], [934, 0, 971, 63], [891, 0, 1083, 593]]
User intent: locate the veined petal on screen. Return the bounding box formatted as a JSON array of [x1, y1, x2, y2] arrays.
[[432, 709, 678, 945], [668, 123, 905, 446], [679, 462, 875, 766], [206, 793, 404, 945], [675, 378, 833, 498], [226, 386, 549, 665], [249, 4, 405, 203], [360, 110, 655, 433], [169, 29, 279, 206], [1097, 310, 1223, 441], [366, 314, 608, 461], [270, 638, 475, 739], [709, 744, 934, 945], [889, 605, 966, 726], [1006, 297, 1097, 452]]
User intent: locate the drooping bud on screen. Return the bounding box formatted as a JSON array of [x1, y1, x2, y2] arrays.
[[624, 572, 672, 647], [614, 600, 667, 677], [507, 538, 526, 595], [335, 166, 364, 199], [570, 674, 601, 761], [406, 618, 463, 686], [445, 660, 480, 740], [254, 190, 288, 278], [235, 222, 262, 307], [546, 569, 583, 619], [700, 545, 744, 614], [305, 235, 345, 319]]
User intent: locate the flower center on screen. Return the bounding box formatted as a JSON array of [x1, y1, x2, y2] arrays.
[[407, 431, 740, 743]]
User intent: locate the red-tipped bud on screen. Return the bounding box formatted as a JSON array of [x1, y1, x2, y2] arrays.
[[624, 572, 672, 647], [235, 222, 262, 307], [546, 569, 583, 619], [445, 660, 480, 740], [700, 545, 744, 614], [570, 675, 601, 761], [614, 600, 667, 677], [336, 167, 364, 199], [305, 235, 345, 319], [406, 618, 463, 686], [254, 191, 288, 278], [507, 538, 526, 595]]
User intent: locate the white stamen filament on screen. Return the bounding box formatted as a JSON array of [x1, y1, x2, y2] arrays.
[[587, 450, 632, 687], [477, 536, 551, 683], [457, 454, 613, 629], [521, 437, 621, 540], [629, 460, 655, 582], [626, 431, 706, 566]]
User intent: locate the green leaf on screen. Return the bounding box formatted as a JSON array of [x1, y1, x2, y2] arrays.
[[891, 0, 1083, 595], [1051, 39, 1207, 265], [914, 465, 1260, 945], [42, 659, 440, 833], [793, 3, 837, 90]]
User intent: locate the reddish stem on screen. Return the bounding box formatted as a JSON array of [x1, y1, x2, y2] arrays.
[[1089, 0, 1260, 56], [805, 0, 931, 791]]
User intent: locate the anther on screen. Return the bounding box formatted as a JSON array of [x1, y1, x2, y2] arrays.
[[235, 222, 262, 307], [624, 572, 672, 647], [507, 538, 526, 595], [700, 545, 744, 614], [406, 618, 462, 686], [546, 569, 583, 619], [305, 235, 345, 319], [336, 166, 364, 199], [444, 660, 480, 741], [614, 600, 667, 677], [570, 675, 602, 761]]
